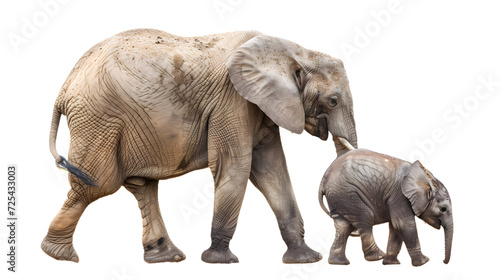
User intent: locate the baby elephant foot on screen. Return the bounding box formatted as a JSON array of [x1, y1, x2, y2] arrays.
[[411, 255, 430, 267], [144, 237, 186, 263], [201, 247, 239, 263], [382, 255, 400, 265], [283, 244, 323, 263], [41, 235, 79, 263], [364, 248, 386, 262], [328, 254, 350, 265]]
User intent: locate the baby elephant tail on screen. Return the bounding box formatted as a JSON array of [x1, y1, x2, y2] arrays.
[[319, 186, 360, 236], [318, 188, 332, 218]]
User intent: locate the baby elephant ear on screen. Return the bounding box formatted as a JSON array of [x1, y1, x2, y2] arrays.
[[226, 35, 305, 134], [401, 161, 438, 216]]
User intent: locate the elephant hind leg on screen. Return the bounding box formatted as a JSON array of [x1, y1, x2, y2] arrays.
[[124, 179, 185, 263], [383, 223, 403, 265], [41, 196, 85, 262], [42, 115, 126, 262], [358, 226, 386, 262], [329, 216, 354, 265], [41, 172, 122, 262]]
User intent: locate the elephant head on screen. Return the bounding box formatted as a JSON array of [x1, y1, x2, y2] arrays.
[[401, 161, 453, 264], [226, 34, 357, 156]]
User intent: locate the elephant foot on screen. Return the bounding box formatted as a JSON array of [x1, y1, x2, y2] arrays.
[[328, 254, 350, 265], [41, 235, 79, 262], [411, 255, 429, 267], [382, 255, 400, 265], [364, 248, 386, 262], [201, 247, 239, 263], [144, 238, 186, 263], [283, 244, 322, 264]]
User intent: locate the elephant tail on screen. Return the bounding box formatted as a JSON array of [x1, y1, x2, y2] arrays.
[[49, 105, 96, 186], [49, 105, 62, 163], [318, 187, 343, 219], [318, 188, 332, 218]]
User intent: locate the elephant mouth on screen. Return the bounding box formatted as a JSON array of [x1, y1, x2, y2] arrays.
[[421, 216, 441, 230], [305, 116, 328, 140], [430, 222, 441, 230]]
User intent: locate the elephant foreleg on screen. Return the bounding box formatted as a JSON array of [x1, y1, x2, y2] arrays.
[[249, 128, 322, 263], [394, 216, 429, 266], [201, 175, 248, 263], [201, 151, 251, 263], [125, 179, 185, 263], [201, 112, 255, 263]]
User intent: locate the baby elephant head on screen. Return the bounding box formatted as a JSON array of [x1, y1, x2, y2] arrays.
[[401, 161, 453, 264]]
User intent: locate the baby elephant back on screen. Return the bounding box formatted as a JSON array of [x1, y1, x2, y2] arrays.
[[322, 149, 407, 192]]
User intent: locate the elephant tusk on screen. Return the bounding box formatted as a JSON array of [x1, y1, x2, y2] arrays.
[[336, 137, 355, 151]]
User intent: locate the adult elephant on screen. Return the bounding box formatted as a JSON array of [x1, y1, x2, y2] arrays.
[[42, 29, 358, 264]]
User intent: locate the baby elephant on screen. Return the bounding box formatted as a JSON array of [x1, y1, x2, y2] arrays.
[[318, 149, 453, 266]]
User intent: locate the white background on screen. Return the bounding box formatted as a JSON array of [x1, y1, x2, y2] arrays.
[[1, 0, 499, 279]]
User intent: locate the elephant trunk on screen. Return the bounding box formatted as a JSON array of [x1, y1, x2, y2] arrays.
[[322, 103, 357, 157], [331, 106, 357, 157], [443, 219, 453, 264], [333, 129, 357, 158]]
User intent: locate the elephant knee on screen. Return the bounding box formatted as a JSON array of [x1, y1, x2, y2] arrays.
[[390, 218, 405, 233], [390, 215, 416, 234]]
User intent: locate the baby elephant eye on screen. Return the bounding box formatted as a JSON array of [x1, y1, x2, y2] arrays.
[[329, 96, 338, 107], [439, 206, 447, 213]]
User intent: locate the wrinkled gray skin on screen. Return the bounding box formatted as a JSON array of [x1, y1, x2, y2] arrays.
[[319, 149, 453, 266], [41, 29, 358, 264]]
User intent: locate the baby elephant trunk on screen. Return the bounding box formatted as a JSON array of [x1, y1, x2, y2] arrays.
[[443, 219, 453, 264]]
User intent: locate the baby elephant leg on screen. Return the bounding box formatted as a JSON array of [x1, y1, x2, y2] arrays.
[[358, 226, 386, 261], [328, 216, 354, 265], [383, 223, 403, 265]]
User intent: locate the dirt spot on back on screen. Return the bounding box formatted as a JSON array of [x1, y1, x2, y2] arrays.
[[173, 53, 185, 84]]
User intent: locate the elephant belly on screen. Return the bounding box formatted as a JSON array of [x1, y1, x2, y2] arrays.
[[329, 187, 391, 227], [118, 102, 210, 180]]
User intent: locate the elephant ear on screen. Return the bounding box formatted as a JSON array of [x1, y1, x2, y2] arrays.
[[401, 161, 438, 216], [226, 34, 306, 134]]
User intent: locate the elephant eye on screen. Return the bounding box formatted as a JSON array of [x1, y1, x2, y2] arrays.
[[329, 96, 338, 108], [439, 206, 447, 213]]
